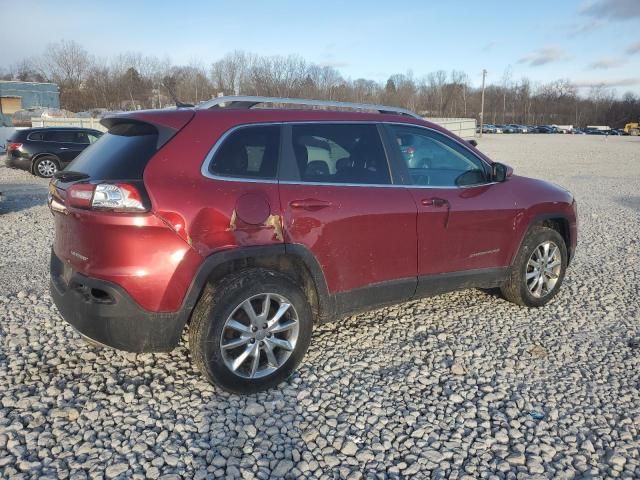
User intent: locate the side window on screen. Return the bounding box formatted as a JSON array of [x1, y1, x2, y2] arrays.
[[28, 132, 44, 141], [75, 132, 90, 144], [390, 126, 488, 187], [42, 131, 57, 142], [88, 133, 101, 144], [44, 130, 76, 143], [291, 124, 390, 185], [209, 125, 280, 179]]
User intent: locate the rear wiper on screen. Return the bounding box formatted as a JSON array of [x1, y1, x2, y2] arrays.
[[53, 171, 90, 181]]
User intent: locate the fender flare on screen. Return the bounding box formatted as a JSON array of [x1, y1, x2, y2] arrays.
[[510, 212, 573, 266], [175, 244, 334, 330]]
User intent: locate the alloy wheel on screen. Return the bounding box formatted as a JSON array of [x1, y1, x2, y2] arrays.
[[37, 159, 58, 177], [525, 241, 562, 298], [220, 293, 299, 379]]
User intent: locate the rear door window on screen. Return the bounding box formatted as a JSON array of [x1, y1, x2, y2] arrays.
[[44, 130, 76, 143], [291, 124, 390, 185], [65, 122, 158, 180], [208, 125, 280, 179]]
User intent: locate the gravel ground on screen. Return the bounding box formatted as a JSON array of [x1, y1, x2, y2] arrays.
[[1, 134, 639, 479]]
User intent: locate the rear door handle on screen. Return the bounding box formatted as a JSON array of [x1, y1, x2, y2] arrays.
[[289, 199, 332, 211]]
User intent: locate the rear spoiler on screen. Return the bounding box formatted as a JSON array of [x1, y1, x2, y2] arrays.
[[101, 109, 195, 149]]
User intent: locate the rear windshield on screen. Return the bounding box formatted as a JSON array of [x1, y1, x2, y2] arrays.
[[66, 122, 158, 180]]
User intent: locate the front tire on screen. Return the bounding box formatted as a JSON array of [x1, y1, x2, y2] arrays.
[[501, 226, 568, 307], [33, 156, 60, 178], [189, 268, 313, 394]]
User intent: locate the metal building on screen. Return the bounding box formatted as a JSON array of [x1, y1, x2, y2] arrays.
[[0, 80, 60, 126]]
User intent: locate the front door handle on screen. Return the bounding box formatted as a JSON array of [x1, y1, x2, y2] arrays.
[[289, 199, 332, 211], [421, 197, 451, 228], [421, 197, 448, 207]]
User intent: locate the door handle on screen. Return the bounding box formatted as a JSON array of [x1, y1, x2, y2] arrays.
[[289, 199, 332, 211], [59, 147, 69, 150], [421, 197, 448, 207], [421, 197, 451, 228]]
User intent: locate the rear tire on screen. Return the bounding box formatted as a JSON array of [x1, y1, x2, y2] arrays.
[[501, 226, 567, 307], [33, 156, 60, 178], [189, 268, 313, 394]]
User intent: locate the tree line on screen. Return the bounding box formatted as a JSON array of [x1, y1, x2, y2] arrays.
[[2, 40, 639, 128]]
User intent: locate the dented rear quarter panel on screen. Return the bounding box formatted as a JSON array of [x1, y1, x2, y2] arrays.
[[144, 110, 285, 259]]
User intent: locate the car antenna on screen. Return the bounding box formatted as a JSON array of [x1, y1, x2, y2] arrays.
[[162, 80, 194, 108]]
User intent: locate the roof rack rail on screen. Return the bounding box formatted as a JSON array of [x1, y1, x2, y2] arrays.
[[196, 95, 422, 119]]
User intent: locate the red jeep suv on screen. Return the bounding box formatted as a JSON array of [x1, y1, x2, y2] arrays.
[[49, 96, 577, 393]]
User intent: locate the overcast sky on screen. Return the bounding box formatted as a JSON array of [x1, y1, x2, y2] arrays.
[[1, 0, 639, 94]]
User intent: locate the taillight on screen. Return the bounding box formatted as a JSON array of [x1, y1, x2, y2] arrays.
[[67, 184, 95, 209], [66, 183, 148, 212], [92, 184, 146, 211], [7, 143, 22, 151]]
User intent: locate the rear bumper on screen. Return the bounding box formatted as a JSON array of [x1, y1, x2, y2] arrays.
[[5, 154, 31, 171], [50, 252, 184, 352]]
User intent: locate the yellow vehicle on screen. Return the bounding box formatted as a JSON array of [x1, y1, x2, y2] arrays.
[[624, 122, 639, 135]]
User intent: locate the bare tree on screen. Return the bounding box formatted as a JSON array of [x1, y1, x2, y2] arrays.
[[40, 40, 92, 111], [3, 44, 638, 127]]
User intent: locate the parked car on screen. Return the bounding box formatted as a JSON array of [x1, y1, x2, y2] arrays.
[[532, 126, 555, 134], [49, 96, 578, 393], [480, 124, 501, 133], [508, 124, 527, 133], [4, 127, 103, 178], [495, 124, 517, 133]]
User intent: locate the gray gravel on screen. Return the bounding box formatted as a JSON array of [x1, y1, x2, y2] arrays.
[[1, 134, 639, 479]]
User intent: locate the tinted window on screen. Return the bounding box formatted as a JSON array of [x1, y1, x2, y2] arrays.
[[44, 130, 76, 143], [66, 122, 158, 180], [291, 124, 390, 184], [75, 132, 90, 144], [209, 125, 280, 179], [390, 126, 487, 187], [27, 132, 45, 141]]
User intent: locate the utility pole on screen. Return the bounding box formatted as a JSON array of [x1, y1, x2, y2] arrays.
[[479, 69, 487, 138]]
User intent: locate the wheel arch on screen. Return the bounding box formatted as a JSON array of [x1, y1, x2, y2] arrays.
[[512, 213, 573, 267], [177, 244, 333, 333], [31, 152, 61, 174]]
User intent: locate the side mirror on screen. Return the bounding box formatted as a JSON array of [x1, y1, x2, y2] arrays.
[[492, 162, 512, 182], [467, 139, 478, 147]]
